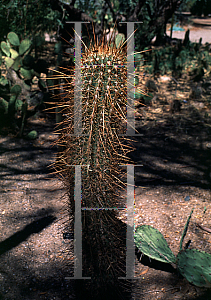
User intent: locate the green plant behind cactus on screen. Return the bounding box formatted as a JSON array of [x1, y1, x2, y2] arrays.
[[0, 31, 48, 136]]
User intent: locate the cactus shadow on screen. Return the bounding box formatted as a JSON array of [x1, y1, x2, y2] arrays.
[[132, 117, 211, 190], [0, 215, 56, 256], [190, 289, 211, 300], [135, 248, 178, 275]]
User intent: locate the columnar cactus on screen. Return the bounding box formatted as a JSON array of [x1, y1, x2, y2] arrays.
[[52, 32, 135, 298]]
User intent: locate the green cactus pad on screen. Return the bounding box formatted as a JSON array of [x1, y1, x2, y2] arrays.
[[10, 48, 19, 59], [135, 225, 176, 264], [13, 56, 22, 71], [15, 99, 23, 111], [20, 67, 34, 80], [7, 32, 20, 46], [19, 39, 31, 55], [179, 209, 194, 251], [177, 249, 211, 287], [5, 57, 14, 68], [1, 41, 10, 57], [11, 85, 22, 96]]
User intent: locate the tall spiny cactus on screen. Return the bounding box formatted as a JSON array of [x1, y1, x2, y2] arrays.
[[51, 30, 136, 298]]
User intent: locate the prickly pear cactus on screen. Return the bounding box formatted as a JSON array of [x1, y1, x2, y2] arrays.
[[52, 33, 134, 298], [0, 31, 48, 134], [177, 249, 211, 287], [134, 225, 176, 264]]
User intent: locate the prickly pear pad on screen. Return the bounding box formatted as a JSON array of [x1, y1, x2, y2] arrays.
[[134, 225, 176, 264], [177, 249, 211, 287]]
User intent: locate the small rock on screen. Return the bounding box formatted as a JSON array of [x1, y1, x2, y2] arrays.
[[159, 75, 171, 82], [205, 142, 211, 149], [63, 232, 74, 240], [185, 196, 190, 201]]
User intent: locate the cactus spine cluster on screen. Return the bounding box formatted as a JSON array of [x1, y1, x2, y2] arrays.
[[52, 31, 134, 298]]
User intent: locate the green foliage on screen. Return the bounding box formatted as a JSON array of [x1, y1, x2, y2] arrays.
[[135, 209, 211, 287], [134, 225, 176, 264], [0, 0, 62, 41], [179, 0, 197, 12], [1, 41, 10, 57], [22, 55, 35, 70], [19, 39, 32, 56], [0, 98, 9, 114], [142, 39, 211, 79], [10, 84, 22, 96], [20, 67, 34, 80], [190, 0, 211, 16], [5, 57, 14, 69], [0, 31, 48, 136], [10, 48, 19, 59], [74, 0, 106, 23], [7, 32, 20, 46]]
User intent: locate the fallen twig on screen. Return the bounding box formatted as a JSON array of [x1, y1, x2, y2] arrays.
[[196, 223, 211, 234]]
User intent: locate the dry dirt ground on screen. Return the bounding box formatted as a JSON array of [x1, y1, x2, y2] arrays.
[[1, 22, 211, 300]]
